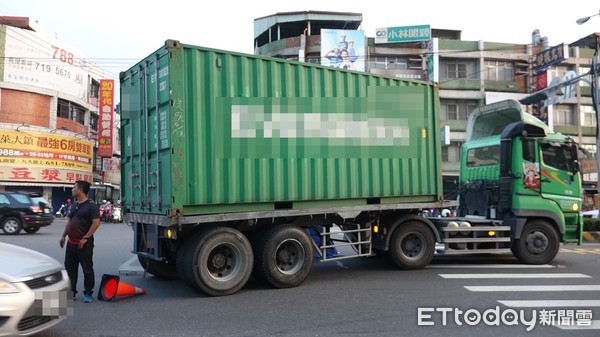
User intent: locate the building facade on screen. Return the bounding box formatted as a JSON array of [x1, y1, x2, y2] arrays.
[[254, 11, 598, 207], [0, 17, 121, 211]]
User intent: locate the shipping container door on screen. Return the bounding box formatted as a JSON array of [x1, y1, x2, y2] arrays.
[[120, 49, 173, 215]]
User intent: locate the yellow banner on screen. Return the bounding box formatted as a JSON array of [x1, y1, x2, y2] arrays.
[[0, 130, 93, 171]]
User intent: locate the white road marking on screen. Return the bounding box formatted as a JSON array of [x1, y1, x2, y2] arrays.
[[466, 285, 600, 292], [439, 273, 591, 279], [428, 264, 554, 269]]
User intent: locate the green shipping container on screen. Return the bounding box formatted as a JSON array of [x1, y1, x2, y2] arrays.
[[120, 40, 443, 217]]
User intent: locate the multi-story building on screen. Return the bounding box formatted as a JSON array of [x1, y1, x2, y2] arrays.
[[0, 16, 121, 211], [254, 11, 598, 207]]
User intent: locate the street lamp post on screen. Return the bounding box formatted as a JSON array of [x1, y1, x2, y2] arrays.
[[577, 11, 600, 199], [576, 10, 600, 25]]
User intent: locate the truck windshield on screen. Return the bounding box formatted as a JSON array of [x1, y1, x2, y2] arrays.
[[466, 145, 500, 167]]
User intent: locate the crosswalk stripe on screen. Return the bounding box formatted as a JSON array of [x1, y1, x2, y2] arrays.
[[466, 285, 600, 292], [439, 273, 591, 279], [498, 300, 600, 307], [428, 264, 554, 269]]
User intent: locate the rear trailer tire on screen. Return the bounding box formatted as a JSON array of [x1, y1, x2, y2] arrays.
[[252, 224, 314, 289], [511, 220, 560, 265], [137, 255, 179, 280], [389, 222, 435, 269], [181, 227, 253, 296]]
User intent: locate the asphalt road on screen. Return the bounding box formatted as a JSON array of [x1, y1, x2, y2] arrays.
[[2, 218, 600, 337]]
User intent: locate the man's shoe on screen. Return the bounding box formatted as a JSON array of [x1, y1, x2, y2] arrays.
[[83, 294, 94, 303]]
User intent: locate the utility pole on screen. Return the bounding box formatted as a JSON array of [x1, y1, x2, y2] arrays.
[[593, 44, 600, 198], [577, 11, 600, 198]]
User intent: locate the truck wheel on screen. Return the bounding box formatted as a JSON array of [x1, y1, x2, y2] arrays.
[[2, 217, 22, 235], [138, 255, 179, 280], [511, 220, 559, 265], [389, 222, 434, 269], [180, 227, 253, 296], [253, 224, 314, 289]]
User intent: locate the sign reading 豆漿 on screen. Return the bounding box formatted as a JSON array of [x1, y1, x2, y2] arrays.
[[375, 25, 431, 44]]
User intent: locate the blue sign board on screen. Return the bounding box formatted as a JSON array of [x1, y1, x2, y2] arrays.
[[533, 44, 568, 70]]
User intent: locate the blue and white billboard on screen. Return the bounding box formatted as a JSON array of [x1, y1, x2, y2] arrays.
[[320, 29, 366, 72]]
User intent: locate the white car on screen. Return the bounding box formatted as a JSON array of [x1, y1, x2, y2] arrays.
[[0, 242, 71, 336], [582, 209, 599, 219]]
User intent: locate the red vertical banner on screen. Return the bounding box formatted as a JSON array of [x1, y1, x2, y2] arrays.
[[98, 79, 114, 158]]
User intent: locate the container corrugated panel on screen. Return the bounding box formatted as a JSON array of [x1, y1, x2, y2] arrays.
[[120, 40, 443, 216]]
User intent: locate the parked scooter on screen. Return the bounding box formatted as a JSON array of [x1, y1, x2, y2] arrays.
[[55, 203, 69, 217]]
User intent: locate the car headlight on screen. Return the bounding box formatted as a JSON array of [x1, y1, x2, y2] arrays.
[[0, 277, 19, 294]]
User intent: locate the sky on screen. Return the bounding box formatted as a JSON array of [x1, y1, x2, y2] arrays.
[[0, 0, 599, 82]]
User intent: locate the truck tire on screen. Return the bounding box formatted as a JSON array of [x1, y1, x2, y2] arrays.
[[138, 255, 179, 280], [2, 217, 22, 235], [180, 227, 253, 296], [252, 224, 314, 289], [389, 221, 434, 269], [511, 220, 559, 265]]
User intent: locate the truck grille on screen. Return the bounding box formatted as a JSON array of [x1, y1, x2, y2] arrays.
[[23, 271, 63, 289]]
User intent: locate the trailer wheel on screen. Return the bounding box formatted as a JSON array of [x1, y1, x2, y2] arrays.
[[389, 222, 434, 269], [180, 227, 253, 296], [253, 224, 314, 289], [138, 255, 178, 280], [511, 220, 559, 265]]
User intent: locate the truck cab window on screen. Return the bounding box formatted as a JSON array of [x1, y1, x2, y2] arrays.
[[466, 145, 500, 167], [540, 142, 574, 173], [522, 139, 536, 162]]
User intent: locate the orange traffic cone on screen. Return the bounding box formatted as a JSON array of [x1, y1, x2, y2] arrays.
[[98, 274, 146, 301]]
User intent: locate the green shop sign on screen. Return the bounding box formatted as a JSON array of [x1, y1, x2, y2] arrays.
[[375, 25, 431, 44]]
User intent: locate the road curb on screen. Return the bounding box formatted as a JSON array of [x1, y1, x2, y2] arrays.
[[583, 231, 600, 243]]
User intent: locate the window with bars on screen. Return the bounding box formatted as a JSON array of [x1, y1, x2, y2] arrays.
[[581, 105, 595, 127], [442, 143, 462, 162], [367, 57, 408, 70], [553, 104, 575, 126], [89, 113, 98, 132], [90, 80, 100, 98], [546, 65, 571, 82], [446, 62, 467, 79], [579, 67, 591, 87], [57, 99, 86, 125], [440, 100, 477, 121], [483, 60, 514, 81], [439, 59, 478, 80]]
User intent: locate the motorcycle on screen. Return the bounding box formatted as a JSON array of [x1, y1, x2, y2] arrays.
[[55, 203, 68, 217], [99, 202, 114, 222], [111, 206, 122, 223]]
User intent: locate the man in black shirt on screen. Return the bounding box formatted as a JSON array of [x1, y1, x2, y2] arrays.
[[59, 180, 101, 303]]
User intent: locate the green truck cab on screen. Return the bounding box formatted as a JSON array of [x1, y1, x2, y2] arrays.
[[451, 99, 582, 264]]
